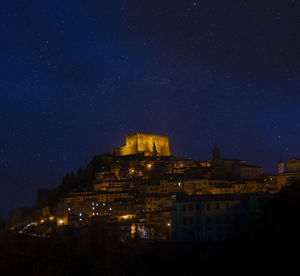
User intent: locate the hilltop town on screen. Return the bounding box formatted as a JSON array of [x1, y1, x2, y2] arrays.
[[9, 133, 300, 242]]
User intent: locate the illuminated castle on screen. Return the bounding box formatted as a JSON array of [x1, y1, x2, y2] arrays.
[[113, 133, 171, 156]]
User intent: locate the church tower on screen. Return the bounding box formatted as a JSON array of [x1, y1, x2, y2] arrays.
[[212, 143, 220, 160]]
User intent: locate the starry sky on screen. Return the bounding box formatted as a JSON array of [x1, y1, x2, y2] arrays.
[[1, 0, 299, 217]]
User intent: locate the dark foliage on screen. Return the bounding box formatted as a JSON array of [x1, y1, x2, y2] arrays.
[[34, 154, 113, 210]]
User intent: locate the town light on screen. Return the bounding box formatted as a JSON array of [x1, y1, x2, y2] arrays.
[[59, 219, 64, 225], [49, 216, 54, 221]]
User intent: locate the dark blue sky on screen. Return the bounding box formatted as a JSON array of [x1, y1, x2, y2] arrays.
[[1, 0, 299, 217]]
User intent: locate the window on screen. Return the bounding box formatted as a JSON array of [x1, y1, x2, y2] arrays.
[[206, 203, 210, 211], [189, 217, 194, 225], [189, 204, 194, 212], [216, 202, 220, 210], [182, 204, 186, 212], [182, 217, 187, 225], [207, 216, 211, 224]]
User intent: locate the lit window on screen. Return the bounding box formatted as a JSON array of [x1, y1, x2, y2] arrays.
[[79, 213, 82, 216], [93, 212, 95, 216], [92, 202, 94, 206], [96, 213, 99, 216], [68, 208, 71, 211], [92, 207, 95, 210]]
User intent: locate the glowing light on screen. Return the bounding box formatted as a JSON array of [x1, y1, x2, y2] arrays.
[[40, 219, 44, 223], [49, 216, 54, 221], [131, 224, 136, 235], [59, 219, 64, 225]]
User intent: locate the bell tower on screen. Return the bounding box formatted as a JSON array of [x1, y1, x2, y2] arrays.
[[212, 143, 220, 160]]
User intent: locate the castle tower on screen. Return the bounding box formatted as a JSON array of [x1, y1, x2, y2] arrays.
[[113, 133, 171, 156], [212, 143, 220, 160]]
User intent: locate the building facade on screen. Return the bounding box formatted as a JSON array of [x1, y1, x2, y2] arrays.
[[171, 194, 265, 242], [113, 133, 171, 156]]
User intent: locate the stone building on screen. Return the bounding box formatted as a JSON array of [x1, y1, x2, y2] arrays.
[[171, 194, 266, 242], [276, 158, 300, 188], [210, 144, 263, 180], [113, 133, 171, 156]]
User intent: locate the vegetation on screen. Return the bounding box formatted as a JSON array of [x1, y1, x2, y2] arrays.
[[6, 154, 112, 230], [34, 154, 112, 210]]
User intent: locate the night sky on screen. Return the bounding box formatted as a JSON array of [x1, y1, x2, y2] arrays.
[[1, 0, 299, 217]]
